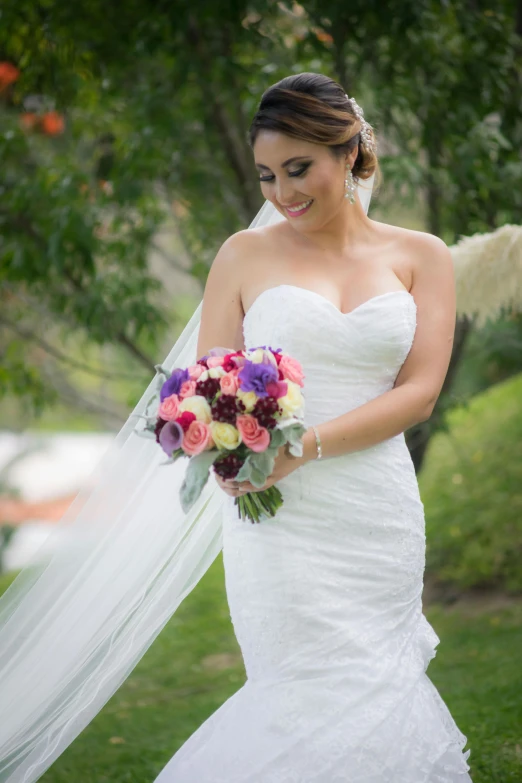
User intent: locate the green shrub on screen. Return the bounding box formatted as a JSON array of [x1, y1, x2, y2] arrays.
[[419, 372, 522, 593]]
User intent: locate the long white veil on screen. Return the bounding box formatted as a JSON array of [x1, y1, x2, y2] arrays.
[[0, 174, 374, 783]]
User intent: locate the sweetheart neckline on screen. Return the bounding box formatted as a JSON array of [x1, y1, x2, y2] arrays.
[[244, 283, 415, 322]]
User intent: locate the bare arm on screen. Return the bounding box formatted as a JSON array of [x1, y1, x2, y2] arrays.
[[298, 233, 456, 463], [196, 231, 251, 362]]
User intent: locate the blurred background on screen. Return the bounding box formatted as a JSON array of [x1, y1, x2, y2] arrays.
[[0, 2, 521, 781]]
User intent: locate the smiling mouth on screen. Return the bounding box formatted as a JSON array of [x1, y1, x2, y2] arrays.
[[284, 199, 314, 217]]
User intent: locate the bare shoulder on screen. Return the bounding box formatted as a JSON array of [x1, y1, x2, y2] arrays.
[[211, 223, 281, 299], [386, 223, 452, 267], [382, 225, 455, 312], [204, 229, 256, 307], [214, 225, 272, 262]]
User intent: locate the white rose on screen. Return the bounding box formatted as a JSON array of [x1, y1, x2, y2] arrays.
[[278, 380, 305, 419], [208, 366, 226, 379], [237, 389, 258, 412], [178, 394, 212, 423]]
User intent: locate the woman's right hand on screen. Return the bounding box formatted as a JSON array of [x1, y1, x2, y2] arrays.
[[214, 473, 248, 498]]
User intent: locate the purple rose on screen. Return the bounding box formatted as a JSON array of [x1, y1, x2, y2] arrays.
[[159, 421, 184, 456], [160, 368, 190, 402], [238, 360, 278, 398]]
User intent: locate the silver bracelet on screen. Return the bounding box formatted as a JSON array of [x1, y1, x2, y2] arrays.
[[311, 425, 323, 460]]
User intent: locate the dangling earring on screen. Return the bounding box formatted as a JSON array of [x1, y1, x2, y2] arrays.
[[344, 165, 356, 204]]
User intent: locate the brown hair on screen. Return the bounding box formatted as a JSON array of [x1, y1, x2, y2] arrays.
[[248, 72, 381, 189]]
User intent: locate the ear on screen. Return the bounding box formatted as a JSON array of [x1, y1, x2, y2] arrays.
[[344, 147, 359, 168]]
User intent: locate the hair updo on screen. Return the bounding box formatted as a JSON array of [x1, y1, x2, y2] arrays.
[[248, 72, 381, 189]]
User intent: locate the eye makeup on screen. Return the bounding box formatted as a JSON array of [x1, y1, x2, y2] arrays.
[[258, 162, 311, 182]]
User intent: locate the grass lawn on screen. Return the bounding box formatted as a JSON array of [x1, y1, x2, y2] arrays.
[[1, 556, 520, 783]]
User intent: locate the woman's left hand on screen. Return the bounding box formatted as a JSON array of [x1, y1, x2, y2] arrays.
[[222, 444, 305, 496]]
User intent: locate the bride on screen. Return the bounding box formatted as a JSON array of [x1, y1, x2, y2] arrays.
[[0, 72, 473, 782], [155, 72, 473, 782]]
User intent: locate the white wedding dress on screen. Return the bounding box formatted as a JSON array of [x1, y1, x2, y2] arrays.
[[154, 283, 473, 782]]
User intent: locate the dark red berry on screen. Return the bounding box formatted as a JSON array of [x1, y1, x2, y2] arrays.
[[252, 396, 280, 429], [214, 453, 244, 479], [211, 393, 246, 424], [196, 377, 221, 402]]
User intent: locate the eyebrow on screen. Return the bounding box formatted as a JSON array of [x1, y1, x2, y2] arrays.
[[255, 156, 311, 171]]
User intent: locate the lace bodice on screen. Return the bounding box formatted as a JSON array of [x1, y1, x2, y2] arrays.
[[243, 284, 417, 426]]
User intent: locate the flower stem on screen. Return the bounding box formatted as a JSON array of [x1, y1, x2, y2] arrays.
[[235, 486, 284, 523]]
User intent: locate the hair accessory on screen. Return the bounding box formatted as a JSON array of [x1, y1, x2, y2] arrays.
[[312, 425, 323, 460], [345, 94, 376, 152], [344, 165, 357, 203]]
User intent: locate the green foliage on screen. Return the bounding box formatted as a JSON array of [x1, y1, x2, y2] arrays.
[[419, 372, 522, 593], [299, 0, 522, 237], [452, 312, 522, 399], [0, 95, 169, 415]]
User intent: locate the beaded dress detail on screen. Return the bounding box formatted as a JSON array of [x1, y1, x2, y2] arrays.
[[154, 284, 473, 783]]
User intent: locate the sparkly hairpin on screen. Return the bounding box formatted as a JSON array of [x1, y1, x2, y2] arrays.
[[345, 93, 376, 152]]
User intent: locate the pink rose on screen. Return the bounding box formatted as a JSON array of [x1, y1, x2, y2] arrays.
[[182, 420, 214, 456], [159, 393, 180, 422], [278, 355, 305, 387], [207, 356, 225, 368], [236, 414, 270, 453], [220, 371, 240, 395], [187, 364, 205, 381], [179, 380, 197, 399]]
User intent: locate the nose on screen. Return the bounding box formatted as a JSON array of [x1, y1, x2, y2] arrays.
[[275, 179, 299, 206]]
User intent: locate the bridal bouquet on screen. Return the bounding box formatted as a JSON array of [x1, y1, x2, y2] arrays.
[[136, 345, 307, 523]]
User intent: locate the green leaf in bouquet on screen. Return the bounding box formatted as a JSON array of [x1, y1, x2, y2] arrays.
[[280, 422, 308, 457], [235, 448, 277, 488], [180, 450, 217, 513], [250, 448, 277, 479], [250, 465, 267, 488], [234, 455, 255, 484], [269, 428, 286, 449], [154, 364, 171, 380]]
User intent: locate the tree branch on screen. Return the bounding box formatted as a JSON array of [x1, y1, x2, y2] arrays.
[[0, 207, 156, 372], [39, 360, 131, 429], [0, 315, 143, 382]]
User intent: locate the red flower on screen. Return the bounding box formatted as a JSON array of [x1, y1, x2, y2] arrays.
[[0, 62, 20, 90], [222, 356, 238, 372], [176, 411, 196, 432], [41, 111, 65, 136]]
